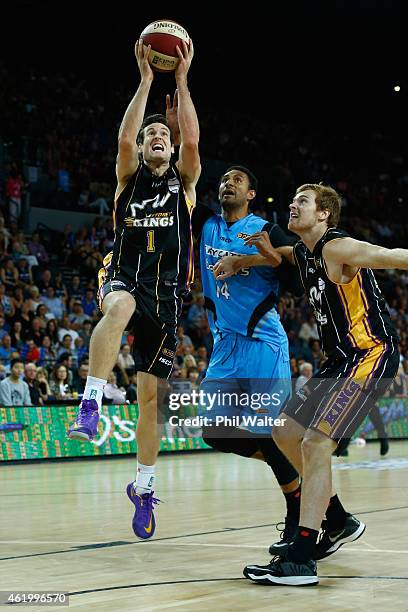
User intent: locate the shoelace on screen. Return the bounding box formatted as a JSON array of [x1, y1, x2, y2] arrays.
[[139, 494, 160, 524], [275, 520, 296, 541]]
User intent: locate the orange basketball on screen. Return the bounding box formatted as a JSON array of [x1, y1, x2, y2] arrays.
[[140, 20, 190, 73]]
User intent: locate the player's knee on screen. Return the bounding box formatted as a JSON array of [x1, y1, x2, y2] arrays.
[[301, 431, 334, 459], [103, 293, 135, 326]]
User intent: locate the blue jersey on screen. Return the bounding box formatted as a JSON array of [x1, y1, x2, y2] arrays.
[[200, 214, 288, 350]]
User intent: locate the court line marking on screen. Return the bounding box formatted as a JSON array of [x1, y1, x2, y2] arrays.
[[1, 504, 408, 562], [66, 574, 408, 597], [2, 541, 408, 555]]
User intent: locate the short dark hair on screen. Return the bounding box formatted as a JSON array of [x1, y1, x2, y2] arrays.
[[10, 358, 24, 369], [223, 165, 258, 192], [136, 114, 172, 145]]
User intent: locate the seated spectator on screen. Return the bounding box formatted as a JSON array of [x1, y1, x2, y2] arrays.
[[58, 315, 79, 344], [24, 362, 45, 405], [0, 258, 19, 291], [103, 371, 126, 405], [41, 286, 65, 320], [78, 319, 93, 347], [15, 300, 34, 335], [30, 317, 45, 346], [295, 362, 314, 392], [36, 303, 51, 327], [69, 301, 91, 330], [116, 343, 135, 384], [11, 287, 25, 314], [67, 275, 83, 307], [72, 336, 88, 366], [0, 282, 15, 319], [27, 286, 42, 314], [72, 362, 89, 396], [36, 367, 52, 402], [187, 293, 206, 330], [38, 335, 56, 367], [0, 357, 31, 406], [10, 320, 24, 350], [0, 334, 17, 367], [81, 288, 98, 318], [45, 318, 60, 349], [28, 231, 49, 265], [176, 325, 193, 350], [184, 354, 197, 369], [37, 269, 54, 295], [20, 338, 40, 363], [0, 315, 9, 341], [57, 334, 74, 359], [298, 314, 319, 344], [49, 364, 73, 400], [54, 272, 69, 305], [16, 258, 33, 288], [56, 352, 74, 386]]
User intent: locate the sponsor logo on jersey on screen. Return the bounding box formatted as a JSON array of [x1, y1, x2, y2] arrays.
[[219, 236, 232, 243], [130, 192, 171, 212], [205, 245, 242, 258], [159, 356, 173, 366], [168, 176, 180, 193], [125, 214, 174, 228], [163, 348, 175, 358]]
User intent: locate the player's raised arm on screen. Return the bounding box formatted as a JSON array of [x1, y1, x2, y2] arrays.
[[323, 237, 408, 270], [174, 39, 201, 202], [116, 40, 154, 188]]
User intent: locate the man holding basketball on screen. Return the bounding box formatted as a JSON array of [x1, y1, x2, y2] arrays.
[[67, 38, 201, 540]]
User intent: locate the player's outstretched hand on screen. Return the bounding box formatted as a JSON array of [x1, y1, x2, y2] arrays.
[[175, 38, 194, 81], [166, 90, 181, 146], [213, 255, 241, 280], [244, 231, 275, 258], [135, 39, 154, 82]]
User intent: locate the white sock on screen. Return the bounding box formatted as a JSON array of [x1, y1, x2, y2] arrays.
[[82, 376, 106, 409], [134, 462, 156, 494]]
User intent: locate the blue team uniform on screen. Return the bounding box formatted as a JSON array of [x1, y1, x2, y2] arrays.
[[199, 213, 291, 432]]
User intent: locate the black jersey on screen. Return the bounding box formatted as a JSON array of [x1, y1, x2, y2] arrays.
[[108, 162, 194, 299], [293, 228, 398, 358]]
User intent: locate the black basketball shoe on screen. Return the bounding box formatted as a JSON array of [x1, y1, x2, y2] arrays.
[[315, 513, 366, 560], [244, 556, 318, 587], [268, 517, 297, 556]]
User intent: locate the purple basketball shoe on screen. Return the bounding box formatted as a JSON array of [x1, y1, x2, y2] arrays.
[[126, 483, 160, 539], [67, 399, 99, 441]]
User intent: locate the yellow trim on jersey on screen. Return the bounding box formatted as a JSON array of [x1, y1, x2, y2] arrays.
[[337, 274, 379, 350], [147, 333, 168, 373], [156, 254, 162, 315]]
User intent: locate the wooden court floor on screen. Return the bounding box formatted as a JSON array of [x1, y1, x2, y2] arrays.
[[1, 441, 408, 611]]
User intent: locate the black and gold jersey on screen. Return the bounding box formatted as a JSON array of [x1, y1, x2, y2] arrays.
[[293, 228, 398, 357], [106, 162, 194, 299]]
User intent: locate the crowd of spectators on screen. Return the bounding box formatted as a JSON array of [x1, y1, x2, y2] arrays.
[[1, 63, 407, 405]]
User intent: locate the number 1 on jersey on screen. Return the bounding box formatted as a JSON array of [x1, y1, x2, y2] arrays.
[[216, 281, 230, 300], [146, 230, 155, 252]]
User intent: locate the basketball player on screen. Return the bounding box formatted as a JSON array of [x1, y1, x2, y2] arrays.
[[67, 39, 201, 539], [239, 184, 402, 585], [195, 165, 303, 554], [212, 181, 362, 562]]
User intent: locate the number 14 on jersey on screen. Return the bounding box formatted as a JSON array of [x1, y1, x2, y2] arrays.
[[216, 281, 230, 299]]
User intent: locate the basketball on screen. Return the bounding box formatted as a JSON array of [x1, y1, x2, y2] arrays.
[[140, 20, 190, 72]]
